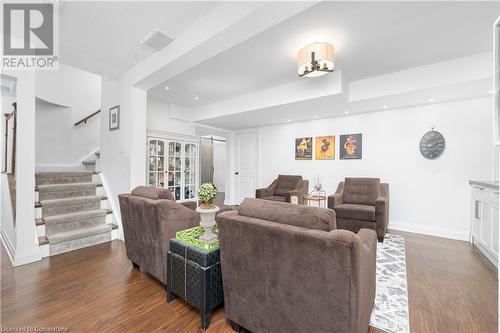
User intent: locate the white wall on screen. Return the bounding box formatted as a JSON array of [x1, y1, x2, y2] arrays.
[[147, 98, 196, 136], [252, 97, 494, 240], [213, 141, 226, 192], [0, 69, 41, 266], [35, 64, 101, 168]]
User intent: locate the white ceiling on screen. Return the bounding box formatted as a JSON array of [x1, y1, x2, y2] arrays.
[[59, 1, 218, 78], [149, 1, 498, 107]]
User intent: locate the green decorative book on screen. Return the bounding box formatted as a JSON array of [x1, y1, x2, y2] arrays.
[[176, 226, 219, 251]]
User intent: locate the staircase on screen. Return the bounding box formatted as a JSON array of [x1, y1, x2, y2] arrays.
[[82, 150, 100, 171], [35, 169, 117, 257]]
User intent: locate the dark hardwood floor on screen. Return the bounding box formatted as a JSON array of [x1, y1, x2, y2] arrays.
[[1, 231, 497, 333]]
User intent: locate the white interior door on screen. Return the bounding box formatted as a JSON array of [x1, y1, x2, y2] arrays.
[[235, 132, 258, 204]]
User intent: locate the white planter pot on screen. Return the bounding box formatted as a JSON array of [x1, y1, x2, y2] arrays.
[[196, 205, 220, 242]]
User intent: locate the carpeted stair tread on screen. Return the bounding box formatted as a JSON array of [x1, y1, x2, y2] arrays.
[[44, 209, 107, 225], [36, 171, 93, 185], [41, 195, 104, 206], [48, 224, 112, 244], [37, 183, 96, 190], [41, 196, 103, 217], [37, 183, 97, 201]]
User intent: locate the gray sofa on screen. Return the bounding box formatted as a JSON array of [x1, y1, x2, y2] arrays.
[[118, 186, 200, 284], [255, 175, 309, 204], [217, 198, 377, 333], [328, 178, 389, 242]]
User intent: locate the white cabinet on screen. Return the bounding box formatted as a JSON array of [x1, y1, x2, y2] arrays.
[[470, 183, 499, 267], [147, 137, 198, 201]]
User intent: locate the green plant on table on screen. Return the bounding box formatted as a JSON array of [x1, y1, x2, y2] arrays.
[[197, 183, 217, 209]]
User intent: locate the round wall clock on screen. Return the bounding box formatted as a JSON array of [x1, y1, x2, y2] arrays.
[[419, 130, 445, 160]]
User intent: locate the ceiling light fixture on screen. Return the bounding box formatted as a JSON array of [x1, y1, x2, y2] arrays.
[[194, 96, 199, 101], [165, 86, 170, 90], [287, 120, 291, 123], [428, 98, 435, 103], [344, 111, 349, 115], [383, 105, 388, 109], [297, 42, 335, 78], [488, 89, 494, 94]]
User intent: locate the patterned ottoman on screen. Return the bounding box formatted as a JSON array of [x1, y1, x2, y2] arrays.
[[166, 238, 224, 330]]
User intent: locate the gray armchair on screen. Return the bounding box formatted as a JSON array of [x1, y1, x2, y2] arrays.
[[328, 178, 389, 242], [118, 186, 200, 284], [255, 175, 309, 204]]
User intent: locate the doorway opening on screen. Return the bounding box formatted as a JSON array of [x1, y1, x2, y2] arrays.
[[200, 136, 226, 207]]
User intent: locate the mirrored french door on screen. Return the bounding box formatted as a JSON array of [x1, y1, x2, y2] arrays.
[[147, 137, 198, 201]]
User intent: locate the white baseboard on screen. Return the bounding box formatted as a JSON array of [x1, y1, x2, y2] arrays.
[[389, 220, 469, 241], [0, 226, 42, 266], [12, 248, 42, 266], [0, 226, 16, 265]]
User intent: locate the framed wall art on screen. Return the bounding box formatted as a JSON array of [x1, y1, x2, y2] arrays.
[[340, 133, 362, 160], [295, 137, 312, 160], [315, 136, 335, 160], [109, 105, 120, 131]]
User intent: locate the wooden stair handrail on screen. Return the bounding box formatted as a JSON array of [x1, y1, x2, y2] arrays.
[[74, 109, 101, 126]]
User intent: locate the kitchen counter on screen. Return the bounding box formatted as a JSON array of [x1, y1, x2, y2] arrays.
[[468, 180, 499, 191]]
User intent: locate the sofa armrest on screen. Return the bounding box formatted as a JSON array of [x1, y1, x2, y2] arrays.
[[350, 228, 377, 332], [285, 190, 299, 204], [255, 179, 277, 198], [180, 201, 197, 211], [375, 184, 389, 239], [328, 182, 345, 208], [375, 197, 389, 236], [357, 228, 377, 254]]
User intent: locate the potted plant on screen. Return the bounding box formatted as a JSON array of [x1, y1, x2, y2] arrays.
[[196, 183, 219, 242]]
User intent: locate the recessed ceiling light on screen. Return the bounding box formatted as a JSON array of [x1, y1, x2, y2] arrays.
[[383, 105, 387, 109], [313, 115, 318, 119], [194, 96, 199, 101], [488, 89, 494, 94], [344, 111, 349, 115], [287, 120, 291, 123], [428, 98, 435, 103], [165, 86, 170, 90]]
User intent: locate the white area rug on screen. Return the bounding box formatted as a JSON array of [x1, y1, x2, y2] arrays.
[[370, 234, 410, 333]]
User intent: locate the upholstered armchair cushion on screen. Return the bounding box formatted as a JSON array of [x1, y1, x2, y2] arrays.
[[239, 198, 336, 231], [343, 178, 381, 206], [334, 204, 376, 221], [131, 186, 176, 201], [259, 195, 286, 202], [274, 175, 302, 196]]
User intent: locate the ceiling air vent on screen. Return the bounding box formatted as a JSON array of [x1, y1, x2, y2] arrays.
[[141, 29, 174, 51]]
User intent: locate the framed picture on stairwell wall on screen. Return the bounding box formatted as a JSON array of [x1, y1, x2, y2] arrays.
[[109, 105, 120, 131]]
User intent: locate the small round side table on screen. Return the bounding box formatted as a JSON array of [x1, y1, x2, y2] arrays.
[[304, 190, 327, 208]]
